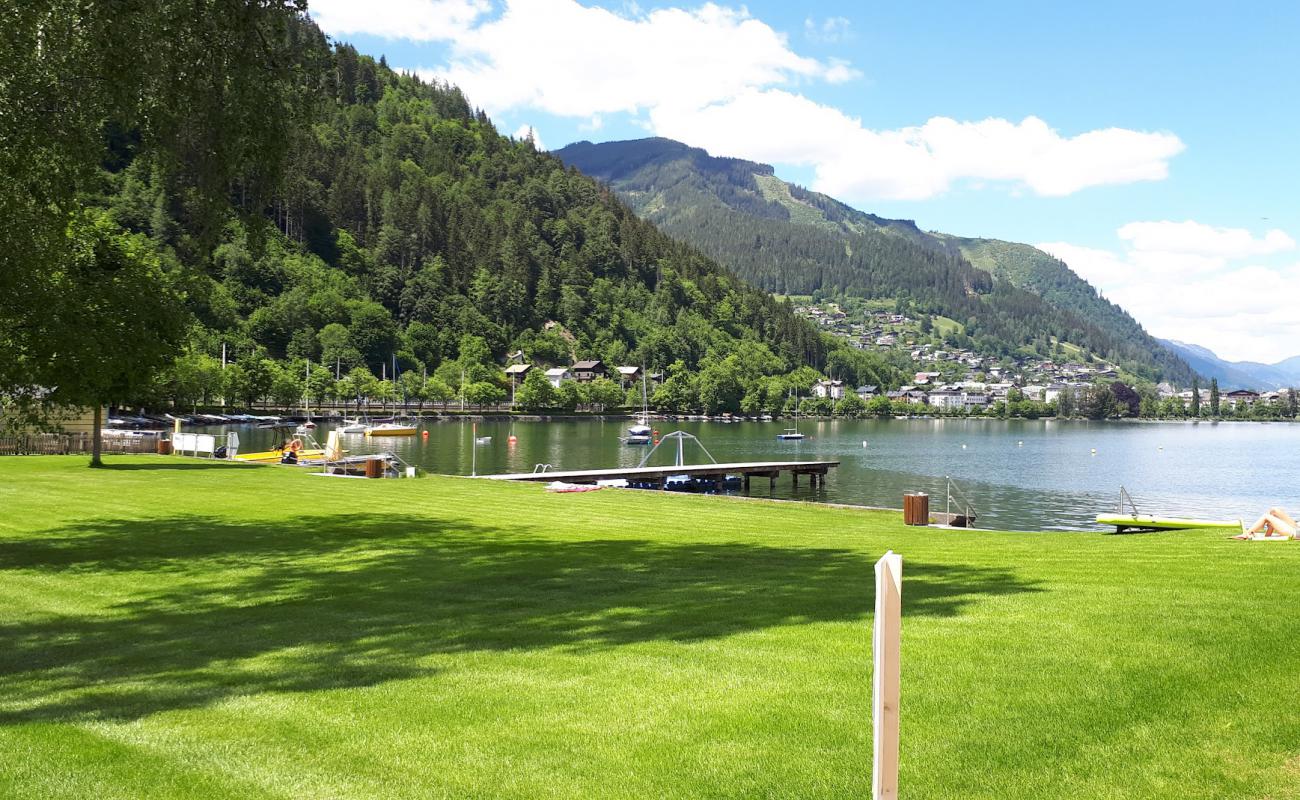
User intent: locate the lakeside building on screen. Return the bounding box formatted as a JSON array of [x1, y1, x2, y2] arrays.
[[615, 366, 641, 386], [855, 385, 878, 400], [1223, 389, 1260, 408], [811, 379, 845, 400], [545, 367, 570, 388], [571, 360, 606, 382]]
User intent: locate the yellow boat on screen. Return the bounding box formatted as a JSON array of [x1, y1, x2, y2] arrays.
[[233, 425, 329, 463], [364, 422, 418, 436], [234, 447, 326, 463]]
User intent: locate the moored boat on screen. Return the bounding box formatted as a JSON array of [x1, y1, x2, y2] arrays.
[[365, 422, 418, 436]]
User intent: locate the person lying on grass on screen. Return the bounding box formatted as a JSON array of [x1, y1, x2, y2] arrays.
[[1235, 507, 1297, 539]]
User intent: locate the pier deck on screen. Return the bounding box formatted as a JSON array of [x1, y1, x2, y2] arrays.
[[484, 460, 839, 489]]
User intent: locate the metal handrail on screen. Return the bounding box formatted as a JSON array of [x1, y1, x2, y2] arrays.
[[945, 476, 977, 523], [637, 430, 719, 468], [1118, 486, 1140, 516], [532, 463, 553, 474]]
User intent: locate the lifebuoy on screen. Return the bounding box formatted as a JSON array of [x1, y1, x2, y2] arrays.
[[287, 439, 303, 453]]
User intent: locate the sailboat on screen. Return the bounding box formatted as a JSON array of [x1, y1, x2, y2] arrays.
[[295, 360, 317, 434], [777, 391, 805, 440], [623, 370, 652, 445]]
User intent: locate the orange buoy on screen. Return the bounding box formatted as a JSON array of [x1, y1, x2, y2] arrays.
[[422, 430, 429, 438], [508, 434, 517, 444]]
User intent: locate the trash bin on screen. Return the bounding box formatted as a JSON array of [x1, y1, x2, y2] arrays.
[[364, 458, 384, 479], [157, 438, 172, 455], [903, 492, 930, 526]]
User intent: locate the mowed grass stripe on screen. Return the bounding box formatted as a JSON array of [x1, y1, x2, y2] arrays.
[[0, 455, 1296, 798]]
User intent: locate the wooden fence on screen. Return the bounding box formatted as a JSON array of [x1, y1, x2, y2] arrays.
[[0, 433, 159, 456]]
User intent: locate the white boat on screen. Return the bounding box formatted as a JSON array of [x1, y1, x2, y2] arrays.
[[365, 422, 418, 436], [623, 371, 653, 445], [295, 421, 317, 435], [337, 418, 368, 434], [777, 391, 805, 440], [475, 435, 492, 445]]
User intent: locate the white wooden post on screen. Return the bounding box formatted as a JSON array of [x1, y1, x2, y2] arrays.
[[873, 550, 902, 800]]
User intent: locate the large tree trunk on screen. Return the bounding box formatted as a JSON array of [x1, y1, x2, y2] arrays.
[[90, 404, 103, 467]]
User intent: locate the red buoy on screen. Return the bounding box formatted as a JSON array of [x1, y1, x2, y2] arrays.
[[421, 430, 429, 439]]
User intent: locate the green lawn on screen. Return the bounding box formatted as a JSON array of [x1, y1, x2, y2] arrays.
[[1, 456, 1297, 799]]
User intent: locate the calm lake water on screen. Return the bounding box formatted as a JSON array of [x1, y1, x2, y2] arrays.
[[215, 418, 1299, 531]]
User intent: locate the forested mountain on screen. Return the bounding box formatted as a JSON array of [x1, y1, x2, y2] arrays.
[[556, 137, 1195, 384], [78, 25, 920, 413]]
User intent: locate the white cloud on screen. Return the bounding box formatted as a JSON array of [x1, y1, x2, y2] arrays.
[[309, 0, 489, 41], [1117, 220, 1295, 259], [423, 1, 851, 118], [1038, 224, 1300, 363], [804, 16, 852, 43], [314, 0, 1185, 201], [653, 90, 1184, 201]]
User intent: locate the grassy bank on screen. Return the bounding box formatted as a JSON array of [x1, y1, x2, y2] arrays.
[[0, 456, 1297, 798]]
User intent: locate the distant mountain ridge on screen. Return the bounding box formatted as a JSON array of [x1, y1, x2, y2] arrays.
[[1159, 340, 1300, 390], [556, 137, 1194, 384]]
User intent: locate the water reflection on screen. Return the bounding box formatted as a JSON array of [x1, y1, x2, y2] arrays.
[[201, 418, 1297, 532]]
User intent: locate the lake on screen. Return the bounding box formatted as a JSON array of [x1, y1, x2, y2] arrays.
[[215, 417, 1298, 531]]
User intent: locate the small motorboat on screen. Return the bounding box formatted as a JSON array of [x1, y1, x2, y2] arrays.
[[337, 419, 368, 434], [295, 421, 317, 435], [365, 422, 418, 436], [475, 435, 492, 445]]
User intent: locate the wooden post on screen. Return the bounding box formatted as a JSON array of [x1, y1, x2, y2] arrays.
[[743, 474, 751, 493], [873, 551, 902, 800], [792, 472, 799, 489]]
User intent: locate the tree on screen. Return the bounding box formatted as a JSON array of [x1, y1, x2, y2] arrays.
[[555, 380, 581, 412], [1209, 378, 1221, 417], [582, 378, 624, 411], [319, 323, 362, 374], [835, 392, 867, 417], [424, 376, 455, 407], [696, 359, 745, 414], [2, 1, 312, 411], [399, 371, 426, 409], [1084, 384, 1118, 420], [1190, 377, 1201, 417], [31, 212, 188, 464], [1110, 382, 1141, 417], [270, 362, 303, 409], [464, 381, 505, 410], [337, 366, 378, 413], [167, 351, 223, 410], [1287, 388, 1298, 418], [514, 369, 556, 411], [867, 395, 894, 418]]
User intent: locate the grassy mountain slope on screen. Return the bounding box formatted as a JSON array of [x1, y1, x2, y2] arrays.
[[556, 137, 1194, 384]]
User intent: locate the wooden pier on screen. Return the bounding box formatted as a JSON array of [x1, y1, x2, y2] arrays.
[[484, 460, 839, 491]]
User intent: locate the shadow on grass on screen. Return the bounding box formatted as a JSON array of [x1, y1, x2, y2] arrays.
[[0, 513, 1041, 723], [97, 460, 258, 471]]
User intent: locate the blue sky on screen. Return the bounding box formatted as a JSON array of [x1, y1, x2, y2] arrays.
[[309, 0, 1300, 362]]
